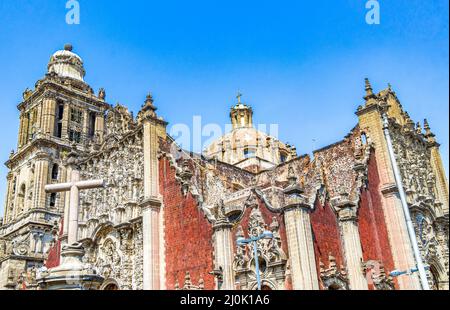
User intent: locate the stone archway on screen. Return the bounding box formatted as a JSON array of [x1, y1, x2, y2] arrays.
[[428, 259, 448, 290], [101, 279, 120, 290]]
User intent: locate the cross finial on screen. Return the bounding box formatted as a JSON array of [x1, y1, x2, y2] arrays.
[[236, 91, 242, 104]]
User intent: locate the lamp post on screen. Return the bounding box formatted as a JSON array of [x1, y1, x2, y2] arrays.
[[237, 230, 273, 290], [390, 265, 430, 278]]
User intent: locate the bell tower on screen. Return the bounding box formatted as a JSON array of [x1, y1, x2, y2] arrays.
[[0, 44, 109, 289]]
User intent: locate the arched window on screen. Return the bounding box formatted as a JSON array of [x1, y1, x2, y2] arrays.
[[51, 164, 59, 180], [361, 132, 368, 145]]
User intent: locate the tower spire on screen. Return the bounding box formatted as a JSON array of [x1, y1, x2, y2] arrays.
[[138, 92, 158, 120], [364, 78, 376, 103], [365, 78, 374, 96], [424, 119, 437, 144]]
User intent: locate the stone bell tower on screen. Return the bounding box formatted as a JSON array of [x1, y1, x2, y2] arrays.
[[0, 44, 109, 289]]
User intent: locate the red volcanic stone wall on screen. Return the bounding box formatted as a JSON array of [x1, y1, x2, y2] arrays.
[[232, 199, 291, 289], [45, 220, 63, 268], [160, 157, 215, 290], [358, 153, 397, 289], [310, 200, 345, 289]]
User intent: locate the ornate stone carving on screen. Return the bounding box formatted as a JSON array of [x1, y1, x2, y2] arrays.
[[175, 272, 205, 290], [362, 260, 395, 290], [233, 207, 287, 290], [319, 255, 349, 290]]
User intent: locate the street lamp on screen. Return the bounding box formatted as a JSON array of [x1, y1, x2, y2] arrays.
[[390, 265, 430, 278], [237, 230, 274, 290]]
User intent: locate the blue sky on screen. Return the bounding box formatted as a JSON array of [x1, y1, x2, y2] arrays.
[[0, 0, 448, 215]]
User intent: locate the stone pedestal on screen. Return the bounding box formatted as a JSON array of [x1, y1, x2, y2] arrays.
[[37, 243, 103, 290]]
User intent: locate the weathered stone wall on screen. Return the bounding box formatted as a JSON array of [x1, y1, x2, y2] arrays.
[[358, 153, 397, 289], [310, 200, 345, 289], [159, 157, 215, 290]]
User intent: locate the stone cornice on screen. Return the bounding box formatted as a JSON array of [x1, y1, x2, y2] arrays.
[[381, 183, 398, 197], [17, 79, 109, 111], [139, 197, 162, 211], [139, 114, 168, 127], [330, 194, 359, 222], [355, 101, 384, 117], [213, 219, 233, 230], [6, 136, 72, 168], [0, 209, 61, 238]]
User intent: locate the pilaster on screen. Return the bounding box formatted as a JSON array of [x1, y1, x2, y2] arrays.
[[141, 198, 161, 290], [213, 220, 235, 290], [3, 173, 14, 224], [42, 94, 57, 136], [61, 102, 70, 140], [331, 197, 368, 290], [95, 113, 104, 143], [357, 102, 421, 290], [140, 98, 167, 289], [282, 175, 319, 290], [283, 205, 318, 290], [17, 113, 25, 149], [428, 145, 449, 213], [33, 152, 51, 209]]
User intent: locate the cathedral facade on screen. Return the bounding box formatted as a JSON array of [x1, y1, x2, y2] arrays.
[[0, 45, 448, 290]]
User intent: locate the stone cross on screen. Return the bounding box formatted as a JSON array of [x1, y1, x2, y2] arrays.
[[45, 172, 104, 245], [236, 92, 242, 103]]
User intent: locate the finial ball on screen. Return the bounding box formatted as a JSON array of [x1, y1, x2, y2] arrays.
[[64, 44, 73, 52]]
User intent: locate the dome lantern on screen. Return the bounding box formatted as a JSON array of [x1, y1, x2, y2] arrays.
[[230, 92, 253, 129]]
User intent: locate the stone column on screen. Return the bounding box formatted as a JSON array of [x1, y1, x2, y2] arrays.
[[282, 173, 319, 290], [213, 220, 235, 290], [381, 185, 420, 289], [95, 113, 104, 143], [33, 152, 50, 209], [36, 101, 43, 133], [82, 109, 89, 142], [61, 102, 70, 140], [142, 199, 161, 290], [141, 118, 162, 290], [22, 113, 30, 145], [3, 173, 14, 224], [424, 121, 449, 213], [283, 205, 319, 290], [42, 94, 57, 136], [332, 197, 368, 290], [138, 96, 167, 290], [17, 113, 25, 149]]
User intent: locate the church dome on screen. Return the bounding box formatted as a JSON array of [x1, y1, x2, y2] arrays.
[[47, 44, 85, 82], [204, 94, 297, 172]]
